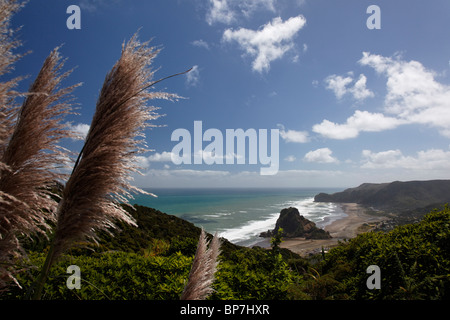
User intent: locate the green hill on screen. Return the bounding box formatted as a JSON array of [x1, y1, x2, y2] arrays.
[[6, 201, 450, 300], [314, 180, 450, 214]]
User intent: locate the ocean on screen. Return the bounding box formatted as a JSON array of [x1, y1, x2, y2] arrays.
[[131, 188, 347, 247]]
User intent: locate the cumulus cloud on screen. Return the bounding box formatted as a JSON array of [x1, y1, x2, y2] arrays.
[[315, 52, 450, 139], [359, 52, 450, 137], [325, 73, 374, 101], [66, 123, 90, 141], [206, 0, 236, 25], [147, 151, 174, 162], [304, 148, 339, 164], [134, 156, 150, 170], [312, 110, 402, 139], [222, 15, 306, 73], [278, 124, 309, 143], [361, 148, 450, 171], [324, 74, 352, 99], [351, 74, 374, 100]]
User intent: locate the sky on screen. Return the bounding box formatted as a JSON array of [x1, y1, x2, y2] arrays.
[[8, 0, 450, 189]]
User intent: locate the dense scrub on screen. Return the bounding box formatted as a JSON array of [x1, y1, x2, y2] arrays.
[[298, 205, 450, 300], [3, 205, 449, 300]]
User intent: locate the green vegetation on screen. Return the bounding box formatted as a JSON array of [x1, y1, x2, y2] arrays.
[[2, 204, 449, 300], [318, 206, 450, 299]]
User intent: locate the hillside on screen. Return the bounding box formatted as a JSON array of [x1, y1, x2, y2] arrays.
[[314, 180, 450, 214], [9, 200, 450, 300], [12, 204, 303, 300]]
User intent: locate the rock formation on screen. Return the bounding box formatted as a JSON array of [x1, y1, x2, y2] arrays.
[[260, 207, 331, 239]]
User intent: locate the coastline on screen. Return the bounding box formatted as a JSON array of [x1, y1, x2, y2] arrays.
[[279, 203, 387, 256]]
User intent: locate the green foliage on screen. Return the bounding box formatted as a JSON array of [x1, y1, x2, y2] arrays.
[[7, 251, 192, 300], [211, 247, 295, 300], [270, 227, 284, 251], [3, 204, 301, 300], [4, 204, 450, 300], [317, 206, 450, 299], [6, 244, 298, 300]]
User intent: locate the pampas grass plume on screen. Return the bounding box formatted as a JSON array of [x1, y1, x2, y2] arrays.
[[0, 42, 79, 290], [31, 34, 181, 299], [181, 229, 221, 300]]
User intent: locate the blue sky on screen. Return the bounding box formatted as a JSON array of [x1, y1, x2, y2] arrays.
[[10, 0, 450, 188]]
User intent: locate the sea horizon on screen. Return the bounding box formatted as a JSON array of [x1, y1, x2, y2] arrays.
[[130, 187, 347, 247]]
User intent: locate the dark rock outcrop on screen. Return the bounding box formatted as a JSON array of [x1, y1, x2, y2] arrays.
[[260, 207, 331, 239]]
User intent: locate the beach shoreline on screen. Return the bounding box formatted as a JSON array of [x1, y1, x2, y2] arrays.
[[278, 203, 388, 256]]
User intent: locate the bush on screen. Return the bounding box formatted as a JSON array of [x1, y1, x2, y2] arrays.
[[7, 251, 192, 300], [319, 206, 450, 299]]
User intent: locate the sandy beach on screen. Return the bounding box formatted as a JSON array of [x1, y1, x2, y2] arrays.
[[280, 203, 387, 256]]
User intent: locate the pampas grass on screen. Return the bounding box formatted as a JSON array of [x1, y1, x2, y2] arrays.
[[181, 229, 221, 300], [31, 34, 182, 299], [1, 0, 209, 299], [0, 49, 78, 291], [0, 0, 79, 290], [51, 35, 175, 259]]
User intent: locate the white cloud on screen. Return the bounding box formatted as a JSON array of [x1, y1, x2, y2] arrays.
[[146, 150, 242, 165], [304, 148, 339, 164], [206, 0, 276, 25], [66, 123, 90, 141], [359, 52, 450, 137], [316, 52, 450, 140], [284, 155, 296, 162], [191, 39, 210, 50], [361, 148, 450, 171], [361, 149, 403, 169], [351, 74, 374, 100], [278, 125, 309, 143], [196, 150, 243, 163], [240, 0, 276, 17], [312, 110, 402, 139], [133, 167, 346, 188], [147, 151, 174, 162], [206, 0, 235, 25], [134, 156, 150, 169], [166, 169, 231, 177], [325, 73, 374, 101], [185, 65, 200, 87], [222, 15, 306, 73], [325, 74, 353, 99]]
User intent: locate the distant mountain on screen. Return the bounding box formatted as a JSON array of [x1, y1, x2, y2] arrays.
[[314, 180, 450, 213]]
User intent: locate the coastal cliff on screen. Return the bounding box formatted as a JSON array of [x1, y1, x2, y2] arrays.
[[314, 179, 450, 213]]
